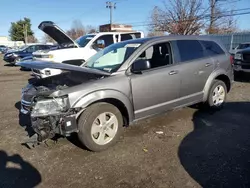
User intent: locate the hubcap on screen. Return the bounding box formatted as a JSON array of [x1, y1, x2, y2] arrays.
[[212, 85, 225, 106], [91, 112, 118, 145]]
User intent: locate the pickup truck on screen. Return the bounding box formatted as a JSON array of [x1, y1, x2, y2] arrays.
[[32, 21, 144, 78]]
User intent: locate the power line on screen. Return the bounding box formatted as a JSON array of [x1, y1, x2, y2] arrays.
[[129, 10, 250, 28], [116, 7, 250, 26]]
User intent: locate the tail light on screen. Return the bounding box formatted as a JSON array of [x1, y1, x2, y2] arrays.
[[230, 55, 234, 65]]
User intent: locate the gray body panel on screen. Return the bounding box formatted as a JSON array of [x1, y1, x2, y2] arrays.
[[22, 35, 233, 124], [129, 64, 181, 119]]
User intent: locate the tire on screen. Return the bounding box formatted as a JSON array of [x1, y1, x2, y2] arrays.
[[207, 80, 227, 110], [13, 57, 21, 65], [233, 70, 240, 80], [77, 102, 123, 152]]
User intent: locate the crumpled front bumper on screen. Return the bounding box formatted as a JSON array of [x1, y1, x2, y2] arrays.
[[21, 99, 31, 114], [29, 113, 78, 143]]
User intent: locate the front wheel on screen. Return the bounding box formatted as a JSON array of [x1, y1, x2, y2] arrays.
[[14, 57, 21, 65], [77, 102, 123, 152], [207, 80, 227, 109]]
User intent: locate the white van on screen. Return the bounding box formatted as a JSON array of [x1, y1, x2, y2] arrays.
[[32, 21, 144, 78]]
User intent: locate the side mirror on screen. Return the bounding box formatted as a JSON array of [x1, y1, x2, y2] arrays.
[[97, 39, 105, 49], [131, 59, 151, 73]]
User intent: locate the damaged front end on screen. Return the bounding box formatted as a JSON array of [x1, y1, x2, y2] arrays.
[[26, 95, 81, 147]]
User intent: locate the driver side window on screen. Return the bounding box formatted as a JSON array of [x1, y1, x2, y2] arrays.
[[93, 35, 114, 49], [134, 42, 173, 70]]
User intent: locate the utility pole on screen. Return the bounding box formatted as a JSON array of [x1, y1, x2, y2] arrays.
[[209, 0, 216, 34], [23, 24, 28, 44], [106, 1, 116, 26]]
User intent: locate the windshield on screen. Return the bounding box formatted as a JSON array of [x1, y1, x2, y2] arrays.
[[238, 43, 250, 49], [85, 41, 142, 73], [75, 35, 95, 47], [18, 45, 28, 51]]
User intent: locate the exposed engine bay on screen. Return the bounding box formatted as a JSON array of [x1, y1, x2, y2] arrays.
[[29, 70, 104, 93], [21, 71, 106, 148]]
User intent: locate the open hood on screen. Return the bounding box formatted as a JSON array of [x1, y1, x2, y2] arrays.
[[39, 21, 79, 47], [17, 61, 111, 76]]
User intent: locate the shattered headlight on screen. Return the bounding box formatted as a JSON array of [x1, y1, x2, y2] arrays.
[[31, 97, 69, 117]]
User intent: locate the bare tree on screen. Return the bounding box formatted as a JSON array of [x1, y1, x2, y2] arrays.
[[86, 25, 98, 34], [148, 0, 206, 35], [27, 35, 38, 43], [42, 34, 55, 43], [207, 0, 239, 34], [66, 20, 86, 40], [66, 20, 98, 39], [147, 31, 165, 37]]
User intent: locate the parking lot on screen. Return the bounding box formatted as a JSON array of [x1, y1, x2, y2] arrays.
[[0, 55, 250, 188]]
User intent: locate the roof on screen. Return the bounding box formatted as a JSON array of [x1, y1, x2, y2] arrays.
[[88, 31, 144, 36], [126, 35, 217, 43]]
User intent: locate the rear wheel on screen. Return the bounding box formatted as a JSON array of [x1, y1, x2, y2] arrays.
[[77, 102, 123, 152], [207, 80, 227, 109]]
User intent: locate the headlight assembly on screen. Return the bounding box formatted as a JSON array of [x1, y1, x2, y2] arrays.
[[6, 53, 13, 57], [31, 97, 69, 117], [42, 54, 53, 58], [234, 53, 242, 60]]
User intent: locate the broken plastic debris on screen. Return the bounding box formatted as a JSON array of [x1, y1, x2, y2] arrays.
[[94, 176, 103, 180], [155, 131, 164, 134], [143, 148, 148, 152]]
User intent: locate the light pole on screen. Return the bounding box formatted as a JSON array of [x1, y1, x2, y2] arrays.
[[106, 1, 116, 26]]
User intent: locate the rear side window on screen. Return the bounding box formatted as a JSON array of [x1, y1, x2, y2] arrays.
[[201, 40, 225, 56], [121, 34, 133, 41], [176, 40, 204, 62], [120, 33, 142, 42]]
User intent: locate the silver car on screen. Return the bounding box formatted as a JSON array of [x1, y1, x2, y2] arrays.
[[19, 36, 233, 151]]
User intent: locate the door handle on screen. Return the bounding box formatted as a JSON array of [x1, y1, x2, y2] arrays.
[[205, 63, 211, 67], [169, 70, 178, 75]]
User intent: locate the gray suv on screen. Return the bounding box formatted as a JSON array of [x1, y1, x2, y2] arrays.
[[19, 36, 233, 151]]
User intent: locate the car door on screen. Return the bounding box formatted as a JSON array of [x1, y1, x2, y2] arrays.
[[129, 41, 181, 120], [175, 40, 214, 103]]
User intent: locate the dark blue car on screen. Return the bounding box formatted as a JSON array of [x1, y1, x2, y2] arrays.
[[0, 45, 8, 54], [3, 44, 53, 65]]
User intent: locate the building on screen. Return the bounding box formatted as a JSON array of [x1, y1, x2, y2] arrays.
[[0, 36, 8, 42], [0, 36, 24, 47], [99, 24, 133, 32]]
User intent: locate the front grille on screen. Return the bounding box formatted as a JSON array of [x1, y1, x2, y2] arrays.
[[241, 65, 250, 69], [33, 55, 43, 58], [243, 54, 250, 62], [22, 94, 33, 103]]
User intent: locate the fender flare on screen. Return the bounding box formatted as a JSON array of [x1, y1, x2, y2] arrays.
[[202, 69, 229, 102], [72, 90, 134, 122]]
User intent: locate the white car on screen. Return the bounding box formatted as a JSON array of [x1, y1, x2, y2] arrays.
[[32, 21, 144, 78]]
